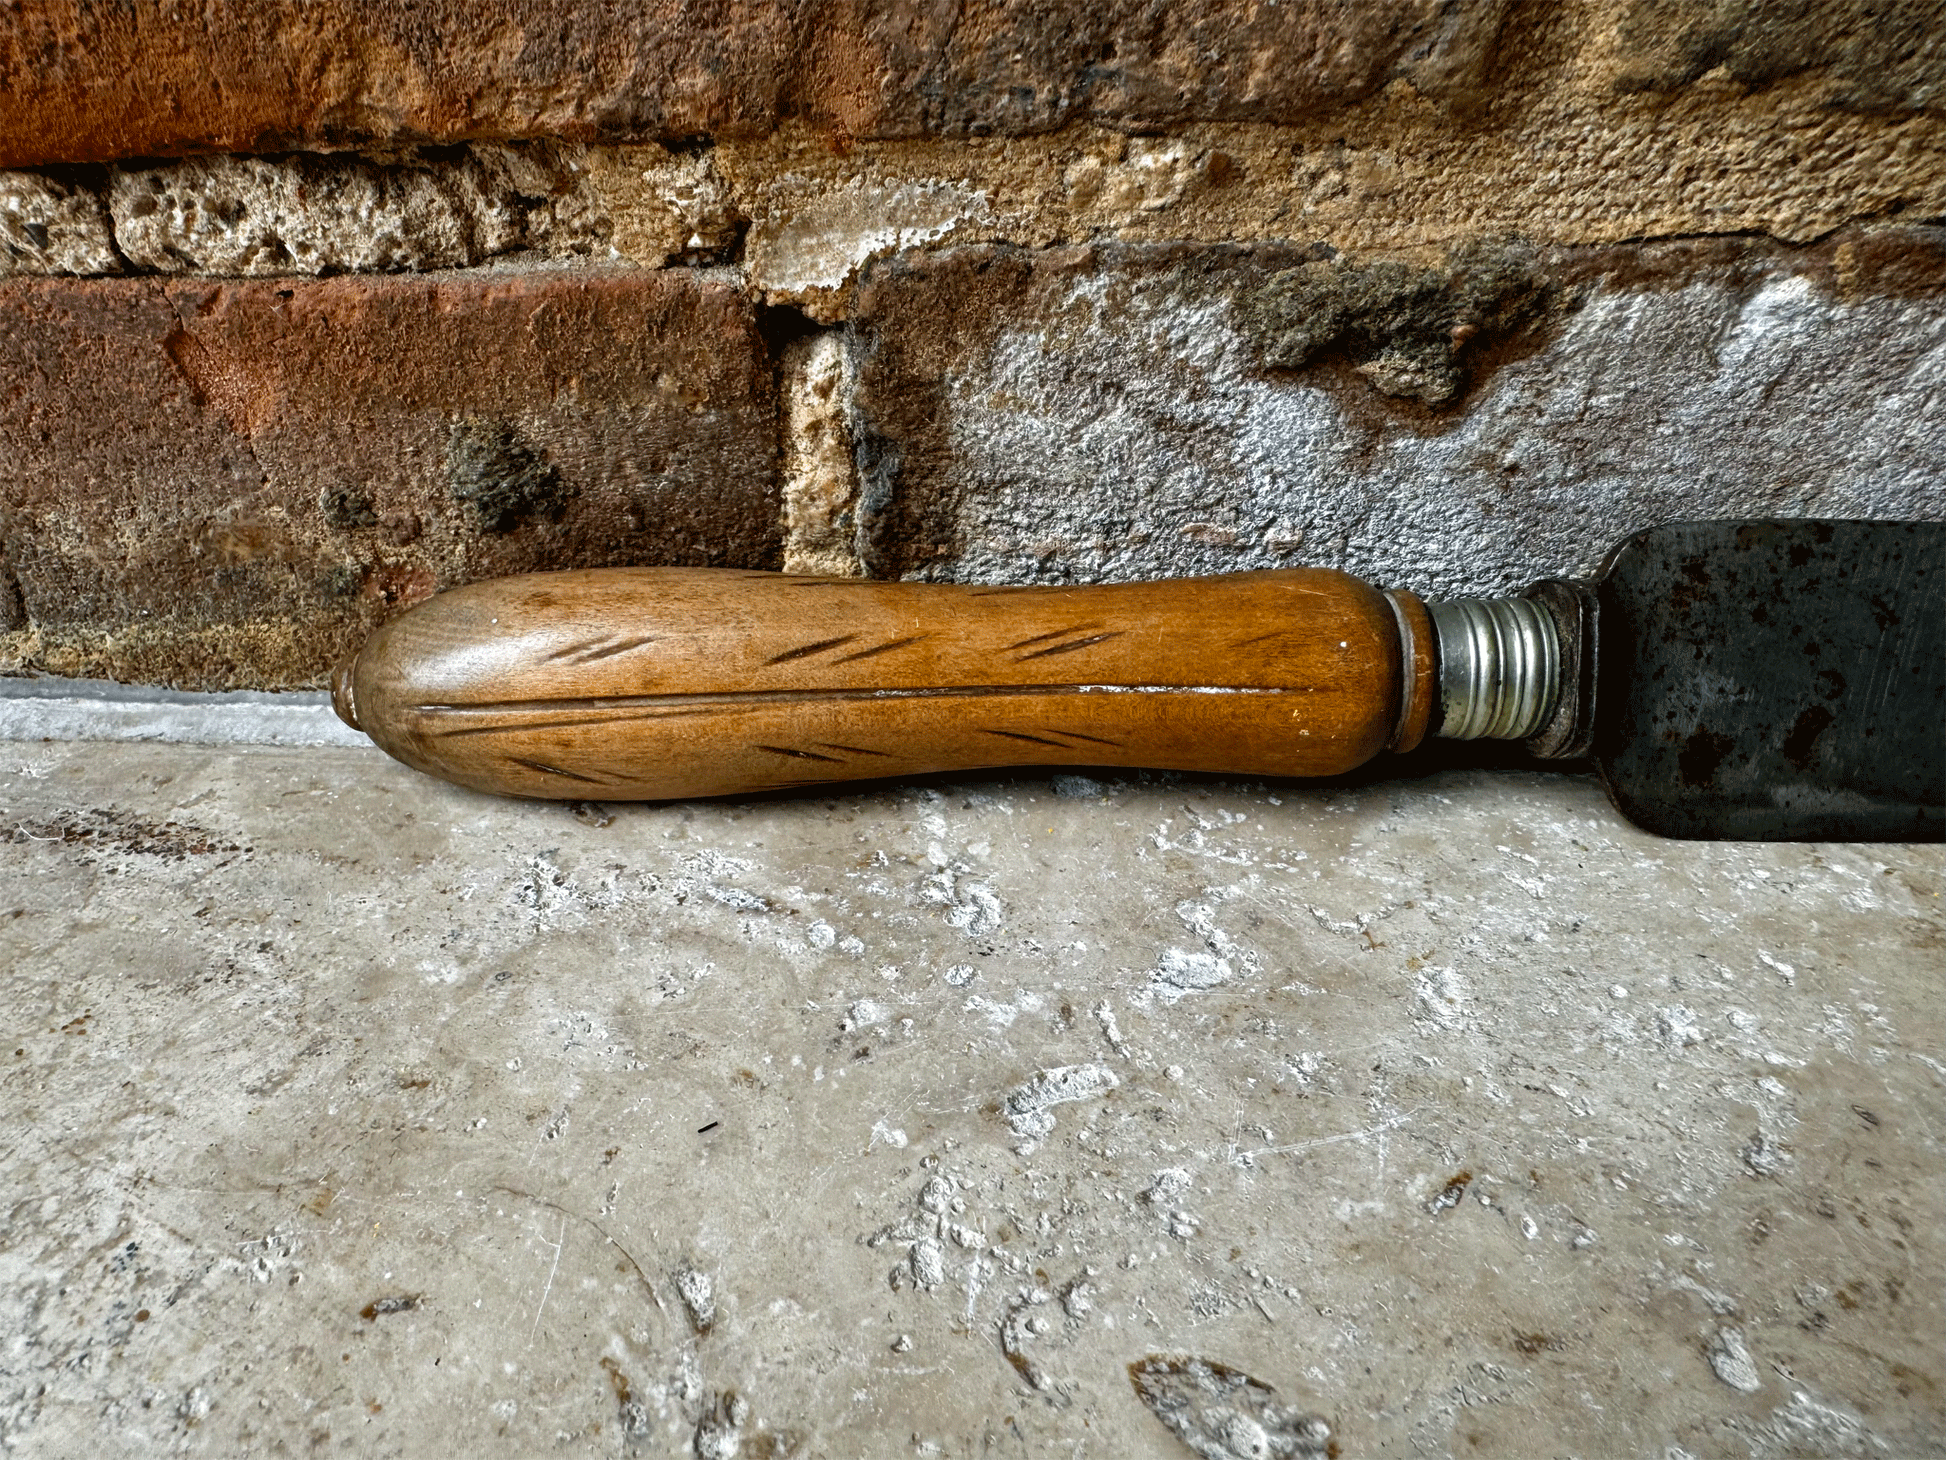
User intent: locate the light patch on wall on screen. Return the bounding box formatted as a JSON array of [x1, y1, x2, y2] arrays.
[[916, 265, 1944, 597], [746, 177, 990, 318]]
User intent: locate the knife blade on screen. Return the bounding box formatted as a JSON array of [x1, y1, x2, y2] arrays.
[[1587, 520, 1941, 841]]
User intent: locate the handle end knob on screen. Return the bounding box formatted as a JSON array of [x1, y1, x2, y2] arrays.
[[331, 655, 362, 732]]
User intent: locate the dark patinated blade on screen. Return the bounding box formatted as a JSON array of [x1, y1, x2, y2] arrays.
[[1593, 520, 1944, 841]]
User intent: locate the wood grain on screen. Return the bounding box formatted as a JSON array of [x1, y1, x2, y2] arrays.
[[334, 568, 1407, 800]]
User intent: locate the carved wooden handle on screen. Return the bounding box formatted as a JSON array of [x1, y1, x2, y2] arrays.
[[334, 568, 1435, 801]]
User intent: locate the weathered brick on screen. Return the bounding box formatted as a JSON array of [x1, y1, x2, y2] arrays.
[[842, 236, 1946, 597], [0, 0, 1509, 166], [9, 0, 1943, 171], [0, 268, 779, 689], [807, 0, 1511, 136], [1611, 0, 1944, 112]]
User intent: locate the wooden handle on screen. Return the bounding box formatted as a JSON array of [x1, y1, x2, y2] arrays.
[[333, 568, 1430, 801]]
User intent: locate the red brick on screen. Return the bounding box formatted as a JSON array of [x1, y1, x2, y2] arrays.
[[0, 0, 1504, 166], [0, 268, 779, 688]]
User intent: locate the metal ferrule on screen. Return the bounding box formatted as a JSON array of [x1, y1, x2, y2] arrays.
[[1430, 596, 1561, 741]]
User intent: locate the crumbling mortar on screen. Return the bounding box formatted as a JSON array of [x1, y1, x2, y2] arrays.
[[0, 141, 753, 279], [5, 95, 1943, 290], [779, 324, 868, 577]]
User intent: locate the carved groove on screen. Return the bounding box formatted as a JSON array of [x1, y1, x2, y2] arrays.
[[434, 707, 724, 737], [507, 756, 605, 784], [1015, 631, 1124, 661], [766, 635, 857, 665], [1005, 623, 1097, 651], [835, 635, 929, 663], [757, 745, 844, 762], [545, 634, 656, 665], [984, 729, 1070, 747], [572, 635, 656, 664], [417, 682, 1306, 733]]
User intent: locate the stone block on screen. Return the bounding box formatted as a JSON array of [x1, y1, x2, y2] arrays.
[[804, 0, 1512, 137], [0, 268, 780, 689], [842, 236, 1946, 596], [0, 1, 787, 167]]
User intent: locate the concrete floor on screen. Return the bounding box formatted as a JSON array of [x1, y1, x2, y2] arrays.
[[1, 737, 1940, 1458]]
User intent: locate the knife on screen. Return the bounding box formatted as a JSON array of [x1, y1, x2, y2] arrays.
[[331, 519, 1944, 841]]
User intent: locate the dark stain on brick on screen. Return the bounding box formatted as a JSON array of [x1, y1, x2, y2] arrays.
[[447, 420, 572, 533], [1834, 227, 1946, 302], [1541, 228, 1946, 310], [1236, 240, 1554, 406], [1612, 0, 1944, 113], [320, 484, 378, 529], [321, 563, 366, 599], [0, 560, 25, 633]]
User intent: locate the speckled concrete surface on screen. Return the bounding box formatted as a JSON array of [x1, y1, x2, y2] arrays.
[[2, 740, 1941, 1458]]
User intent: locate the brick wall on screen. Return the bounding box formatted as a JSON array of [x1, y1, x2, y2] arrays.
[[2, 0, 1942, 688]]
